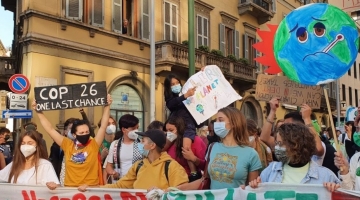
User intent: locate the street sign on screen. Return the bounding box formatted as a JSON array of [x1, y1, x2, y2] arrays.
[[8, 74, 30, 94], [8, 93, 27, 110], [1, 110, 32, 119]]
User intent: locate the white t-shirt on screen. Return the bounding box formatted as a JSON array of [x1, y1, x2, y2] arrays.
[[0, 158, 60, 185], [120, 143, 134, 178], [105, 140, 134, 178], [311, 142, 326, 166]]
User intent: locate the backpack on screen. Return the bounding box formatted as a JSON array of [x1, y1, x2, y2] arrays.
[[136, 160, 171, 182]]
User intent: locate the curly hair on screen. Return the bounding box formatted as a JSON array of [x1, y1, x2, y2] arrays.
[[277, 123, 316, 164]]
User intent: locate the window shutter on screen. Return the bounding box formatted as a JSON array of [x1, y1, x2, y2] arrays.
[[331, 82, 336, 98], [164, 2, 171, 40], [91, 0, 104, 27], [272, 0, 276, 12], [234, 30, 240, 59], [66, 0, 83, 21], [203, 17, 208, 47], [255, 38, 261, 69], [197, 15, 203, 47], [219, 23, 225, 55], [141, 0, 150, 40], [243, 33, 249, 59], [171, 4, 178, 42], [112, 0, 122, 33]]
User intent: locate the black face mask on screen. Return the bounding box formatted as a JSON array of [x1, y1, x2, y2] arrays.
[[4, 135, 10, 141], [76, 134, 90, 145]]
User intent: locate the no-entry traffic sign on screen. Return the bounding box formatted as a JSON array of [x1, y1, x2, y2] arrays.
[[8, 74, 30, 94]]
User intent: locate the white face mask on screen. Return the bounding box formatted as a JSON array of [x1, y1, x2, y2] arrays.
[[21, 145, 37, 158], [166, 132, 177, 142], [67, 130, 75, 140], [128, 129, 139, 140], [106, 125, 116, 135], [249, 136, 255, 143]]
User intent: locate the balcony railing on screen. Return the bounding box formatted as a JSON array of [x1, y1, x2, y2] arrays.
[[155, 41, 256, 82], [238, 0, 274, 24]]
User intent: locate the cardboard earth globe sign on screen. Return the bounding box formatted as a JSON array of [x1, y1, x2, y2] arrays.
[[255, 3, 359, 86]]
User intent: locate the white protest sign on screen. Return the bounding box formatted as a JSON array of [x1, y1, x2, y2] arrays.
[[181, 65, 242, 124]]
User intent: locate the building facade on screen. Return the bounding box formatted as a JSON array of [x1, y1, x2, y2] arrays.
[[1, 0, 335, 149]]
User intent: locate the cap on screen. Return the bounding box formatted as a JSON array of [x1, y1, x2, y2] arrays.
[[136, 129, 166, 149]]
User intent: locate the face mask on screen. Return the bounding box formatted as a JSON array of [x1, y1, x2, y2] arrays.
[[106, 125, 116, 135], [4, 135, 10, 141], [21, 145, 37, 158], [67, 130, 75, 140], [128, 130, 139, 140], [171, 84, 182, 94], [249, 136, 255, 143], [137, 143, 149, 157], [76, 134, 91, 145], [214, 122, 230, 138], [166, 132, 177, 142], [353, 132, 360, 147], [274, 145, 289, 164]]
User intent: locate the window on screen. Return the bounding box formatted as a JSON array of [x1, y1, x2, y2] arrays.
[[196, 15, 209, 47], [342, 84, 346, 101], [90, 0, 104, 27], [272, 0, 276, 12], [349, 87, 353, 106], [355, 61, 357, 79], [330, 82, 336, 98], [356, 89, 358, 107], [244, 33, 256, 65], [112, 0, 122, 33], [110, 85, 144, 131], [164, 1, 178, 42], [348, 68, 351, 76], [219, 24, 239, 58], [240, 101, 257, 122], [66, 0, 83, 21]]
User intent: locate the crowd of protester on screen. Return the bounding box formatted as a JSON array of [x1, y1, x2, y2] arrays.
[[2, 71, 360, 195]]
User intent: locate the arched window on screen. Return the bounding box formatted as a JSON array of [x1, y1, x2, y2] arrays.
[[240, 101, 258, 122], [110, 85, 144, 131]]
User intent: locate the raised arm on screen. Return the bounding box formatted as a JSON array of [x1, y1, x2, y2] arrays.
[[94, 94, 112, 146], [32, 101, 64, 146], [260, 97, 279, 149], [301, 104, 324, 156]]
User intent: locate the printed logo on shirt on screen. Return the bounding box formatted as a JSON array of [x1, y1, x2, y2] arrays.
[[210, 153, 238, 183], [71, 151, 88, 164]]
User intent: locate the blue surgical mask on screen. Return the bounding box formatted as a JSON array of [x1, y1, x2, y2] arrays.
[[171, 84, 182, 94], [137, 143, 149, 157], [214, 122, 230, 138]]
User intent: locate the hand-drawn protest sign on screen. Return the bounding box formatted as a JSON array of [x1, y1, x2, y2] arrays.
[[34, 81, 107, 111], [182, 65, 242, 124], [255, 74, 323, 109]]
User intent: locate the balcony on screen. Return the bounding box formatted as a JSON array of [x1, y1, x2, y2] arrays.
[[238, 0, 274, 25], [155, 41, 257, 89], [315, 96, 336, 112]]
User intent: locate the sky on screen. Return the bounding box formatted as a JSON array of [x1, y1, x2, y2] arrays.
[[0, 6, 14, 49]]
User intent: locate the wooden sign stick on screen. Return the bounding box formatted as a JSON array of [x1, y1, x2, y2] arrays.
[[323, 88, 343, 171]]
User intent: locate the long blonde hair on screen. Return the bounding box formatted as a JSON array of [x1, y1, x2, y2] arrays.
[[218, 107, 249, 146], [8, 131, 47, 183]]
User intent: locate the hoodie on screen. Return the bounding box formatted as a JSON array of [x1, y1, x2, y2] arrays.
[[102, 152, 189, 189]]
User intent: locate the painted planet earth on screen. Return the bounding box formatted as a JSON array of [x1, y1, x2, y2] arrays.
[[274, 3, 359, 86]]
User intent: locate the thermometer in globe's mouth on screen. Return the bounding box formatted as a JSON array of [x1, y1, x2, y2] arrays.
[[323, 34, 344, 53]]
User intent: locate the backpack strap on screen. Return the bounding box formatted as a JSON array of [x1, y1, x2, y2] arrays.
[[164, 160, 171, 182], [342, 133, 346, 144], [136, 161, 144, 175], [116, 138, 122, 167]]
